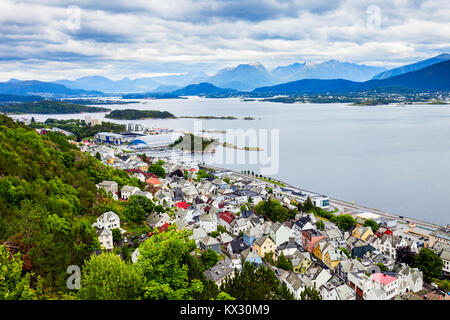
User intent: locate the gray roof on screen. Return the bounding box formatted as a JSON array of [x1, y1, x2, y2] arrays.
[[204, 261, 234, 282]]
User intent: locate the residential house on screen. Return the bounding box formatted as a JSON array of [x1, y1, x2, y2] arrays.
[[321, 282, 356, 300], [199, 236, 221, 254], [243, 227, 264, 246], [204, 260, 235, 286], [284, 272, 306, 300], [269, 222, 291, 247], [302, 229, 324, 253], [120, 185, 140, 200], [96, 180, 119, 200], [292, 252, 313, 274], [352, 226, 374, 242], [199, 213, 217, 234], [253, 235, 276, 258], [98, 228, 113, 250], [147, 212, 171, 229], [93, 211, 122, 232], [241, 247, 262, 266], [230, 218, 248, 236], [397, 266, 423, 294], [366, 273, 399, 300], [376, 234, 419, 260], [218, 211, 236, 232]]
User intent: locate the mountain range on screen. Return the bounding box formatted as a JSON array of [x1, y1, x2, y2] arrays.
[[47, 59, 389, 93], [253, 59, 450, 95], [1, 53, 449, 99], [371, 53, 450, 80]]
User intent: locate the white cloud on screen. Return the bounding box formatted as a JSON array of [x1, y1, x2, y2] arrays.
[[0, 0, 448, 80]]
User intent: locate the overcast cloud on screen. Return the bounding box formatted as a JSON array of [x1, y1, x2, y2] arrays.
[[0, 0, 449, 81]]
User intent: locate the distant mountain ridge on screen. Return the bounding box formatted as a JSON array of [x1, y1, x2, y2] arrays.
[[0, 80, 102, 97], [47, 60, 388, 93], [253, 60, 450, 95], [372, 53, 450, 80], [272, 60, 386, 83], [172, 82, 238, 96]]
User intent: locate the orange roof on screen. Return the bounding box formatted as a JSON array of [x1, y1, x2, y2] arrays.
[[146, 177, 161, 185]]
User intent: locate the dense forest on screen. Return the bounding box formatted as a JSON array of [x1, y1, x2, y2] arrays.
[[0, 113, 142, 298], [31, 118, 126, 140], [0, 100, 110, 114], [105, 109, 176, 120]]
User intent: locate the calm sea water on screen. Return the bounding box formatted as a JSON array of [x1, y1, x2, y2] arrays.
[[17, 97, 450, 225]]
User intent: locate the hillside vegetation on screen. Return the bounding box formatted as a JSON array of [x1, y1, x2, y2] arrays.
[[0, 100, 110, 114], [0, 114, 141, 296]]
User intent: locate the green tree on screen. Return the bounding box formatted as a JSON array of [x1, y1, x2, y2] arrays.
[[276, 252, 293, 271], [414, 248, 444, 280], [217, 225, 227, 234], [95, 152, 101, 161], [300, 286, 322, 300], [332, 214, 356, 231], [111, 228, 122, 243], [302, 196, 315, 212], [254, 199, 294, 223], [200, 249, 219, 270], [77, 252, 145, 300], [316, 220, 325, 231], [220, 262, 294, 300], [123, 195, 155, 224], [396, 246, 416, 267], [364, 219, 379, 233], [135, 225, 203, 300], [148, 164, 166, 178], [0, 245, 36, 300]]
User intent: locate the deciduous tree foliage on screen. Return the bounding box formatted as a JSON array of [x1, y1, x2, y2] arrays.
[[0, 114, 139, 294], [414, 248, 443, 280], [135, 225, 203, 300], [77, 252, 145, 300], [331, 214, 356, 231], [0, 245, 35, 300], [220, 262, 294, 300], [396, 246, 416, 267], [254, 199, 296, 223]]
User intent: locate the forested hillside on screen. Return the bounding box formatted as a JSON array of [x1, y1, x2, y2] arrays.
[[0, 114, 141, 297]]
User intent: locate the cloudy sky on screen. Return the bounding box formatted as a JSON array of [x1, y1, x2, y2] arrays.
[[1, 0, 449, 81]]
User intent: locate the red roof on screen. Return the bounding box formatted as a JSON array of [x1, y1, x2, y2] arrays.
[[219, 211, 235, 224], [146, 177, 161, 185], [370, 273, 397, 285], [158, 222, 170, 233], [175, 201, 190, 209], [189, 168, 197, 172]]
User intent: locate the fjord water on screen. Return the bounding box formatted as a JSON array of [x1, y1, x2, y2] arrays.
[[23, 97, 450, 225]]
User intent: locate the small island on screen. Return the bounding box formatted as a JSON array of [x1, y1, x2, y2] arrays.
[[169, 133, 218, 153], [0, 100, 110, 114], [105, 109, 176, 120]]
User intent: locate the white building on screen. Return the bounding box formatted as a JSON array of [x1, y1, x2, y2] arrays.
[[93, 211, 122, 231]]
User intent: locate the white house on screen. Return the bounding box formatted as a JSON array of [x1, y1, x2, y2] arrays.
[[120, 185, 140, 200], [367, 273, 399, 300], [284, 272, 305, 300], [397, 266, 423, 294], [199, 213, 217, 234], [93, 211, 122, 231], [321, 282, 355, 300], [230, 219, 248, 236], [96, 180, 119, 200], [269, 222, 291, 247], [98, 228, 113, 250]]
